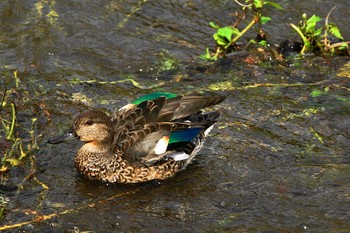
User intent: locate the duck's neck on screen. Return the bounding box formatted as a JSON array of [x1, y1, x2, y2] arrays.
[[75, 140, 122, 183], [79, 139, 113, 156]]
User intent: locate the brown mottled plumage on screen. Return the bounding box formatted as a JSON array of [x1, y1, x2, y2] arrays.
[[49, 93, 225, 183]]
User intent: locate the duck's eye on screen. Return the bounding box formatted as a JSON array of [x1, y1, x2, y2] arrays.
[[86, 119, 94, 125]]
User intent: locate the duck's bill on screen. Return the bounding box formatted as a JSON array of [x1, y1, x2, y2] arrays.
[[48, 131, 76, 144]]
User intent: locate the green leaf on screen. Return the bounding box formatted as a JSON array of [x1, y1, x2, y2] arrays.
[[199, 48, 217, 61], [198, 54, 207, 60], [306, 15, 321, 26], [218, 27, 238, 39], [209, 21, 219, 29], [313, 28, 322, 37], [214, 27, 240, 46], [231, 27, 240, 35], [213, 33, 227, 46], [337, 42, 348, 50], [264, 1, 284, 9], [259, 40, 267, 46], [253, 0, 263, 8], [260, 16, 271, 24], [205, 47, 211, 58], [311, 89, 323, 98], [199, 48, 212, 60], [328, 24, 344, 40], [303, 40, 311, 50], [305, 21, 317, 34]]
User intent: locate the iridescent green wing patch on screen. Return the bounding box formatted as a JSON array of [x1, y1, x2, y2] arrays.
[[169, 128, 202, 144], [132, 92, 178, 105]]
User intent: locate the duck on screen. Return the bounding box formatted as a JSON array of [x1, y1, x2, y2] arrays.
[[48, 92, 225, 183]]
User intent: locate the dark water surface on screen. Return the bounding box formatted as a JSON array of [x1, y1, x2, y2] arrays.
[[1, 0, 350, 232]]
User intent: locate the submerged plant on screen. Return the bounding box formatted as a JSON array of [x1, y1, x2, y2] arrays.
[[0, 71, 47, 221], [0, 72, 44, 178], [0, 89, 39, 174], [290, 7, 349, 55]]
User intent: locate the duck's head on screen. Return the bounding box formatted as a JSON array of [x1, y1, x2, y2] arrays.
[[74, 110, 112, 143], [48, 110, 113, 146]]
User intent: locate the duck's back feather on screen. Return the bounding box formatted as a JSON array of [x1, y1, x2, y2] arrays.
[[111, 93, 224, 166]]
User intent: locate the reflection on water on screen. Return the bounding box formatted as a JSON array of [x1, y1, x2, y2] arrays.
[[0, 0, 350, 232]]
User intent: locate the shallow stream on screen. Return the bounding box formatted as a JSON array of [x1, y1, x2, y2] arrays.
[[0, 0, 350, 232]]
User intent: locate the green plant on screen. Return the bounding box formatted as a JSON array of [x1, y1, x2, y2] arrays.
[[200, 0, 283, 60], [0, 74, 39, 176], [0, 71, 47, 221], [290, 7, 349, 55]]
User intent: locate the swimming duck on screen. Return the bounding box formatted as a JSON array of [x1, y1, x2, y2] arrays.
[[49, 92, 225, 183]]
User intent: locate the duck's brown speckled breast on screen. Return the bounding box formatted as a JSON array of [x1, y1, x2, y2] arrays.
[[75, 148, 186, 183]]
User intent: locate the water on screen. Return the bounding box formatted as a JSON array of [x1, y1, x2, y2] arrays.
[[0, 0, 350, 232]]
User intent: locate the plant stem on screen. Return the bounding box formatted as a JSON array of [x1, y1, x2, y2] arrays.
[[0, 88, 6, 113], [226, 14, 259, 49], [7, 103, 16, 140], [323, 6, 337, 49], [328, 41, 350, 49], [290, 23, 308, 54]]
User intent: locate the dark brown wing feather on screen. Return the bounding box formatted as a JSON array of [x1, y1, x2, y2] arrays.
[[120, 122, 190, 162], [111, 95, 224, 164], [158, 96, 225, 121]]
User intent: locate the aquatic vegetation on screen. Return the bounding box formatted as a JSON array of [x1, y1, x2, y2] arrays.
[[200, 0, 283, 60], [0, 1, 349, 231], [35, 0, 61, 30], [311, 87, 329, 98], [201, 2, 349, 60], [0, 72, 47, 221], [0, 72, 45, 177], [0, 89, 39, 174], [290, 7, 350, 55], [156, 50, 180, 72]]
